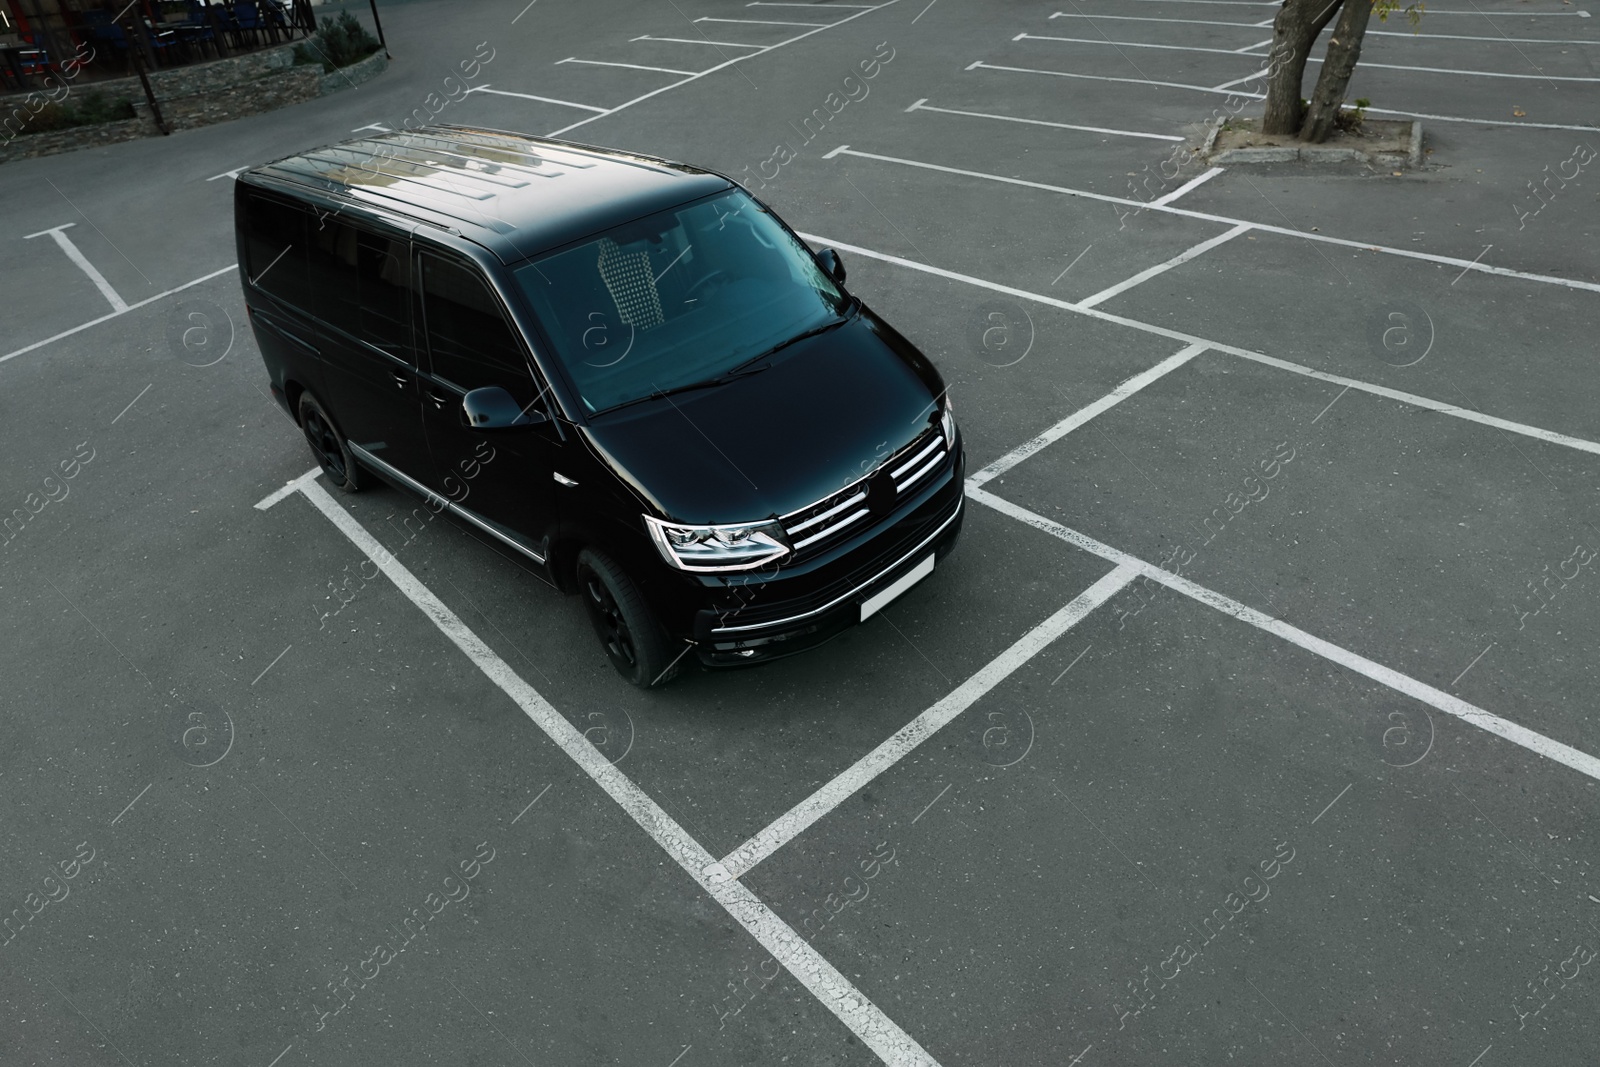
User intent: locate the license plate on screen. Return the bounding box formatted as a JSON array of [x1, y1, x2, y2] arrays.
[[860, 554, 935, 621]]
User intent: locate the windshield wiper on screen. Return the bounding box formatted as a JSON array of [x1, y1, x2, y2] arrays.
[[595, 361, 775, 415], [594, 313, 851, 416], [741, 314, 851, 367]]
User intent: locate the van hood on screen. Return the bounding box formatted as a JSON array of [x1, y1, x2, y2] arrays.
[[581, 307, 944, 525]]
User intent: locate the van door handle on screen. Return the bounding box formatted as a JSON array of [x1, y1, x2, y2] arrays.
[[391, 370, 407, 388], [426, 391, 449, 407]]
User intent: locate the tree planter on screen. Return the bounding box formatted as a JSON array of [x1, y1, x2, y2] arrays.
[[1205, 116, 1423, 169]]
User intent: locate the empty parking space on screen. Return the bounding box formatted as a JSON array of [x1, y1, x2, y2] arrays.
[[983, 349, 1600, 757], [743, 588, 1600, 1065], [1083, 229, 1600, 441]]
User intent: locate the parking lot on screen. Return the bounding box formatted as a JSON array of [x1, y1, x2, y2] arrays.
[[2, 0, 1599, 1064]]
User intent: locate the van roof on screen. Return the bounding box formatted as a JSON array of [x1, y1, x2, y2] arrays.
[[240, 125, 735, 262]]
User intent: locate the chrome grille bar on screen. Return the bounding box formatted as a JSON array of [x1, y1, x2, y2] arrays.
[[890, 438, 942, 480], [896, 450, 946, 494], [791, 508, 869, 550], [786, 490, 867, 535]]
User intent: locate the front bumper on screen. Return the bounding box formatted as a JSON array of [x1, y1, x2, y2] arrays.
[[688, 449, 966, 667]]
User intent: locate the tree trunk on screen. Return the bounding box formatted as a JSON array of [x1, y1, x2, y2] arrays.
[[1300, 0, 1374, 142], [1260, 0, 1348, 136]]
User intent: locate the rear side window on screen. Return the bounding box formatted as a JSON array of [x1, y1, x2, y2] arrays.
[[419, 253, 530, 397], [308, 218, 411, 358], [243, 194, 310, 310]]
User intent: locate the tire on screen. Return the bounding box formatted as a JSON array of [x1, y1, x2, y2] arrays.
[[576, 548, 681, 687], [298, 393, 362, 494]]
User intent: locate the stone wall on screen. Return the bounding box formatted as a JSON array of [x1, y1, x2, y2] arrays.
[[0, 41, 386, 164]]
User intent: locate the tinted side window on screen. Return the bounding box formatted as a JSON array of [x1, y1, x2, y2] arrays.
[[308, 219, 410, 358], [244, 195, 310, 310], [419, 254, 530, 396]]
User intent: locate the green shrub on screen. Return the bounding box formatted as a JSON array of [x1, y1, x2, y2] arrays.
[[294, 12, 379, 73], [1334, 97, 1371, 133], [10, 90, 135, 135]]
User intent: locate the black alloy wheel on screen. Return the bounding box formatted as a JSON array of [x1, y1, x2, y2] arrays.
[[298, 393, 361, 493], [576, 548, 679, 687]]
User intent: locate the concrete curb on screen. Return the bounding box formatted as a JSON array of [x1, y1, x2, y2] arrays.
[[1207, 120, 1424, 168], [318, 49, 388, 96], [0, 41, 387, 165]]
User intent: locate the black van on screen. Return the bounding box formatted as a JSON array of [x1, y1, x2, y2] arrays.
[[237, 125, 963, 686]]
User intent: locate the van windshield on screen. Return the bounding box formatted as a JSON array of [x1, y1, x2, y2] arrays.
[[513, 190, 848, 414]]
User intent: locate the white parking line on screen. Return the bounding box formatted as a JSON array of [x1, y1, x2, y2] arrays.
[[1362, 29, 1600, 44], [1212, 69, 1267, 90], [825, 145, 1600, 294], [1424, 8, 1591, 14], [24, 223, 128, 313], [205, 167, 247, 182], [631, 35, 766, 48], [0, 263, 238, 367], [696, 16, 831, 26], [719, 561, 1141, 879], [1048, 11, 1265, 28], [1016, 31, 1272, 56], [471, 86, 609, 112], [969, 343, 1208, 487], [968, 485, 1600, 786], [1079, 223, 1248, 308], [281, 478, 944, 1067], [1022, 33, 1600, 82], [1085, 45, 1600, 131], [550, 0, 898, 139], [795, 233, 1600, 458], [557, 57, 701, 76], [1307, 54, 1600, 82], [750, 1, 873, 6], [904, 97, 1184, 142], [971, 59, 1256, 97], [253, 466, 324, 511], [1149, 166, 1224, 206]]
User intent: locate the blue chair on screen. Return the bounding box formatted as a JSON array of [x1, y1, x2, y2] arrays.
[[83, 19, 132, 69], [233, 1, 266, 46], [15, 33, 51, 77], [136, 19, 182, 66], [174, 5, 222, 60]]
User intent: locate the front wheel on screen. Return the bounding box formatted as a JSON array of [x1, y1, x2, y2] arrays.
[[298, 393, 361, 493], [576, 548, 681, 687]]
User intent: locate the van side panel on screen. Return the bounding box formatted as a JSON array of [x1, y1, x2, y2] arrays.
[[235, 181, 326, 423]]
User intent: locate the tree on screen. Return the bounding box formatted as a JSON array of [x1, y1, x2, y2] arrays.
[[1261, 0, 1424, 142]]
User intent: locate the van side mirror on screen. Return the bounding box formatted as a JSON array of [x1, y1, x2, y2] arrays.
[[815, 248, 846, 285], [461, 386, 547, 430]]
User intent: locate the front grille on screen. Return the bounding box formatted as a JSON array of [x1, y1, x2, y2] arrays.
[[779, 427, 949, 559]]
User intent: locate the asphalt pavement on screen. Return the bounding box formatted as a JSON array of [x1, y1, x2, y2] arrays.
[[2, 0, 1598, 1065]]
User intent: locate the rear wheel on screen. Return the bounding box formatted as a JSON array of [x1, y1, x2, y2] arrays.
[[298, 393, 361, 493], [577, 548, 680, 687]]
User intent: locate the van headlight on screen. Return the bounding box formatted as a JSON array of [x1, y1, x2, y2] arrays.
[[939, 395, 956, 448], [644, 516, 791, 572]]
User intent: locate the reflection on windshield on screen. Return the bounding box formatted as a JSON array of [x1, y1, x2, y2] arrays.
[[514, 190, 847, 413]]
